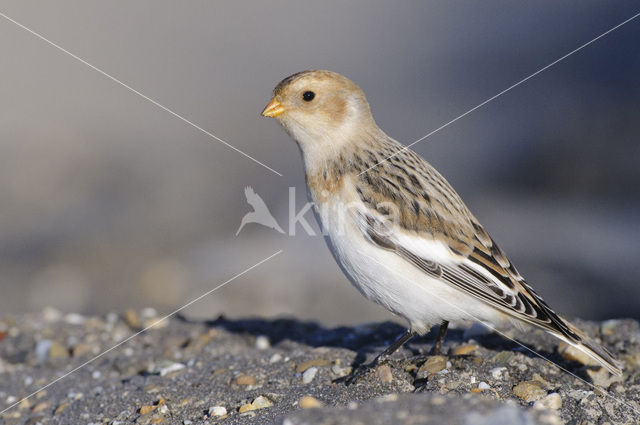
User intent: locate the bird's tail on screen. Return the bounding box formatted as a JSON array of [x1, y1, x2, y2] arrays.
[[553, 319, 622, 376]]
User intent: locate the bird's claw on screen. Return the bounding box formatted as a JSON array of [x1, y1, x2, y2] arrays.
[[342, 363, 375, 386], [339, 354, 392, 386], [412, 379, 429, 393]]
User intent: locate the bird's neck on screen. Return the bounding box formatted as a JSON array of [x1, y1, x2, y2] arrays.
[[302, 127, 391, 203], [299, 124, 387, 175]]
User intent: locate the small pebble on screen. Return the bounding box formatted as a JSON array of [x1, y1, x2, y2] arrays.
[[49, 341, 69, 359], [144, 384, 160, 394], [238, 403, 253, 414], [158, 362, 186, 377], [296, 358, 330, 373], [269, 353, 282, 363], [208, 406, 227, 416], [234, 373, 257, 386], [623, 352, 640, 370], [331, 365, 352, 377], [140, 405, 156, 415], [302, 367, 318, 384], [31, 401, 51, 413], [446, 381, 461, 390], [586, 367, 622, 388], [139, 399, 166, 416], [531, 373, 551, 388], [71, 343, 97, 358], [34, 341, 55, 362], [238, 396, 273, 413], [64, 313, 86, 325], [600, 319, 620, 336], [299, 395, 323, 409], [42, 307, 62, 322], [67, 390, 83, 400], [534, 393, 562, 410], [490, 367, 507, 379], [123, 309, 142, 329], [176, 397, 193, 407], [252, 396, 273, 408], [513, 380, 547, 402], [375, 365, 393, 383], [419, 356, 446, 375], [143, 316, 168, 329], [491, 351, 514, 364], [255, 336, 270, 350], [453, 344, 479, 356], [478, 382, 490, 390], [186, 333, 215, 351], [106, 312, 119, 323]]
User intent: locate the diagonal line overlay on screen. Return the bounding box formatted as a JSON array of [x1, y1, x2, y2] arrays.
[[0, 250, 283, 415], [363, 252, 640, 417], [0, 11, 283, 177], [360, 11, 640, 175]]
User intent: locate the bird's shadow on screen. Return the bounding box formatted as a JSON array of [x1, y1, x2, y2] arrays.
[[178, 313, 409, 358], [175, 314, 587, 379]]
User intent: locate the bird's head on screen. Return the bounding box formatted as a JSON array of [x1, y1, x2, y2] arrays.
[[262, 70, 382, 164]]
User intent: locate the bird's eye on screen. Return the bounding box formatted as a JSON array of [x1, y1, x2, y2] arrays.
[[302, 91, 315, 102]]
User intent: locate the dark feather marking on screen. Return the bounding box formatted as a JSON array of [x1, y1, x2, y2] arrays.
[[459, 264, 490, 283], [377, 204, 391, 216], [412, 200, 420, 214], [390, 162, 406, 173], [469, 249, 516, 289], [408, 173, 422, 189], [380, 176, 400, 192]]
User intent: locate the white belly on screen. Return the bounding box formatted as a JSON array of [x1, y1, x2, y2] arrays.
[[314, 198, 504, 334]]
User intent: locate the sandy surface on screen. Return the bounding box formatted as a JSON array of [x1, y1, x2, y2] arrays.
[[0, 309, 638, 424]]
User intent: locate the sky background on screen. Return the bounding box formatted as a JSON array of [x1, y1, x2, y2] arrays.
[[0, 1, 639, 326]]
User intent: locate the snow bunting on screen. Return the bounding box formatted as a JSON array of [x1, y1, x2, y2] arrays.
[[262, 70, 621, 376]]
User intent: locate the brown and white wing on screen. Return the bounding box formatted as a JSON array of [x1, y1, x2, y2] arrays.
[[351, 155, 621, 374]]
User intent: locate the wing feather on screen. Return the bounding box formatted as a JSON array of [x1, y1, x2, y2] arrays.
[[344, 142, 620, 374], [354, 197, 620, 374]]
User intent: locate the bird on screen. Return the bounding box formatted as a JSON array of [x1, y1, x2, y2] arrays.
[[261, 70, 622, 378], [236, 186, 285, 235]]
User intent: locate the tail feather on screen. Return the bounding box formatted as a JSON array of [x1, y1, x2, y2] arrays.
[[555, 321, 622, 376]]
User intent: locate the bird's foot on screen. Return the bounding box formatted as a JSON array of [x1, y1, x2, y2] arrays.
[[430, 320, 449, 356], [340, 355, 390, 386], [430, 341, 444, 356], [412, 379, 429, 393], [338, 330, 415, 386]]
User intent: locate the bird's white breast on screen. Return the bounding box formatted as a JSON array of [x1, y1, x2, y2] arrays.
[[311, 186, 504, 334]]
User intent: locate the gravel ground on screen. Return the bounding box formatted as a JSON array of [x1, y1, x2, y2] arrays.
[[0, 309, 639, 425]]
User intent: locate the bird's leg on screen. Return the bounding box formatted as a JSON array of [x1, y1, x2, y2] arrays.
[[430, 320, 449, 356], [344, 330, 414, 385], [411, 321, 451, 393]]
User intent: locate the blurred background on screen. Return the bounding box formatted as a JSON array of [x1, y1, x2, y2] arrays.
[[0, 1, 638, 326]]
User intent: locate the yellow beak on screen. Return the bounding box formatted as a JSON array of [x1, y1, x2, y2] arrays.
[[261, 98, 285, 117]]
